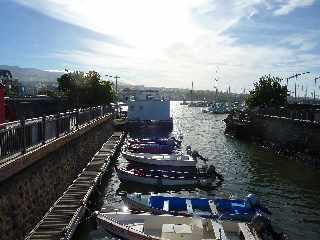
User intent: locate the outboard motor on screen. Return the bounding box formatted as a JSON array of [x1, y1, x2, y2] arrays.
[[245, 194, 272, 214], [186, 145, 192, 155], [207, 165, 216, 175], [206, 165, 224, 181], [245, 194, 260, 209], [170, 136, 182, 147], [251, 213, 288, 240]]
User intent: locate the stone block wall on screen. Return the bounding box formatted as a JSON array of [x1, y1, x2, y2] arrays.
[[0, 117, 113, 240], [252, 115, 320, 155]]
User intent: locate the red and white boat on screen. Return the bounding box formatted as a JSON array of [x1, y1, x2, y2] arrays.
[[115, 166, 217, 187]]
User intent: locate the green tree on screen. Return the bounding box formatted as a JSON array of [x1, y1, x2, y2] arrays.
[[246, 75, 287, 109], [57, 70, 115, 107]]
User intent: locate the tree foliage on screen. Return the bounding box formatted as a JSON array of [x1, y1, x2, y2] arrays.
[[246, 75, 287, 109], [57, 70, 115, 107]]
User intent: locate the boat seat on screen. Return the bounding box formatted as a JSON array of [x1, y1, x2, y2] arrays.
[[208, 200, 218, 216], [163, 200, 169, 211], [186, 199, 193, 214]]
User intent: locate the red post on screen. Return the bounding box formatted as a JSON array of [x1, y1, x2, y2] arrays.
[[0, 84, 5, 124]]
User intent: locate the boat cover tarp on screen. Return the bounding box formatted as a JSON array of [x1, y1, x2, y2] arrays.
[[149, 196, 256, 217]]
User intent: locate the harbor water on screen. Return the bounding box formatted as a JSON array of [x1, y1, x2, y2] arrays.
[[77, 101, 320, 240]]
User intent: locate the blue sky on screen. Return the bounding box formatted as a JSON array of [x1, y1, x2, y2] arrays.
[[1, 0, 319, 93]]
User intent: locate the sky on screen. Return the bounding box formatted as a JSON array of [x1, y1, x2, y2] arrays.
[[0, 0, 320, 94]]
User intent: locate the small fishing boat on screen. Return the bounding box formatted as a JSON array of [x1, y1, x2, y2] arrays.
[[115, 166, 218, 187], [97, 211, 262, 240], [122, 151, 196, 167], [122, 193, 271, 222], [126, 143, 177, 154]]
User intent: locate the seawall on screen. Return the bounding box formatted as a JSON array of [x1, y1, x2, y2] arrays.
[[225, 113, 320, 166], [0, 114, 114, 240]]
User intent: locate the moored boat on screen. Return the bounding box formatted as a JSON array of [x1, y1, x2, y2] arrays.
[[115, 166, 218, 187], [122, 151, 196, 167], [122, 193, 271, 222], [126, 143, 177, 154], [97, 211, 263, 240]]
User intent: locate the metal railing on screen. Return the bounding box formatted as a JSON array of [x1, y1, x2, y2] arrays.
[[0, 105, 113, 161]]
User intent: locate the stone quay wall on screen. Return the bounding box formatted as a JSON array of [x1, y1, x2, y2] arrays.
[[225, 113, 320, 165], [0, 115, 114, 240]]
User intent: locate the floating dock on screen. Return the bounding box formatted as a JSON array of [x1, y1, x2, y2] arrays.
[[25, 131, 126, 240]]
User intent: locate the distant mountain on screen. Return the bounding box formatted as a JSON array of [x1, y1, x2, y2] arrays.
[[0, 65, 64, 83]]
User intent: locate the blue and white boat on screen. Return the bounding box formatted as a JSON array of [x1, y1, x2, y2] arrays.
[[122, 193, 271, 222]]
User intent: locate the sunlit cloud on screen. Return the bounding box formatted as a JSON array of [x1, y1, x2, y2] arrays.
[[14, 0, 319, 92], [273, 0, 315, 16]]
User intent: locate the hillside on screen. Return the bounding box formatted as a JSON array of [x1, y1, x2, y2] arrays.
[[0, 65, 64, 83]]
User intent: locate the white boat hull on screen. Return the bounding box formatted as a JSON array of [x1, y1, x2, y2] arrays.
[[116, 168, 213, 187], [122, 151, 196, 167], [97, 212, 261, 240]]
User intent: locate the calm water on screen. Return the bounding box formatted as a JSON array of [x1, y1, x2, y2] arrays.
[[77, 102, 320, 240]]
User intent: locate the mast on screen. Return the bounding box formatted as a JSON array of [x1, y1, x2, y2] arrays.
[[191, 81, 194, 103]]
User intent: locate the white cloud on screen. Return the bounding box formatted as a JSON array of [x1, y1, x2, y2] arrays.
[[274, 0, 315, 16], [281, 32, 319, 51], [44, 69, 64, 73], [14, 0, 320, 92]]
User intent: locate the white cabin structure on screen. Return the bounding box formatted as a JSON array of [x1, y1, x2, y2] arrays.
[[126, 90, 171, 121]]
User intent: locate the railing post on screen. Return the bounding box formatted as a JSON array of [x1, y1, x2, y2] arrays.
[[76, 110, 79, 129], [56, 113, 60, 138], [42, 116, 46, 144], [67, 112, 71, 133], [21, 116, 26, 154]]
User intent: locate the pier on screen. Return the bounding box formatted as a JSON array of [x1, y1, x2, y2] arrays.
[[25, 132, 125, 240]]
